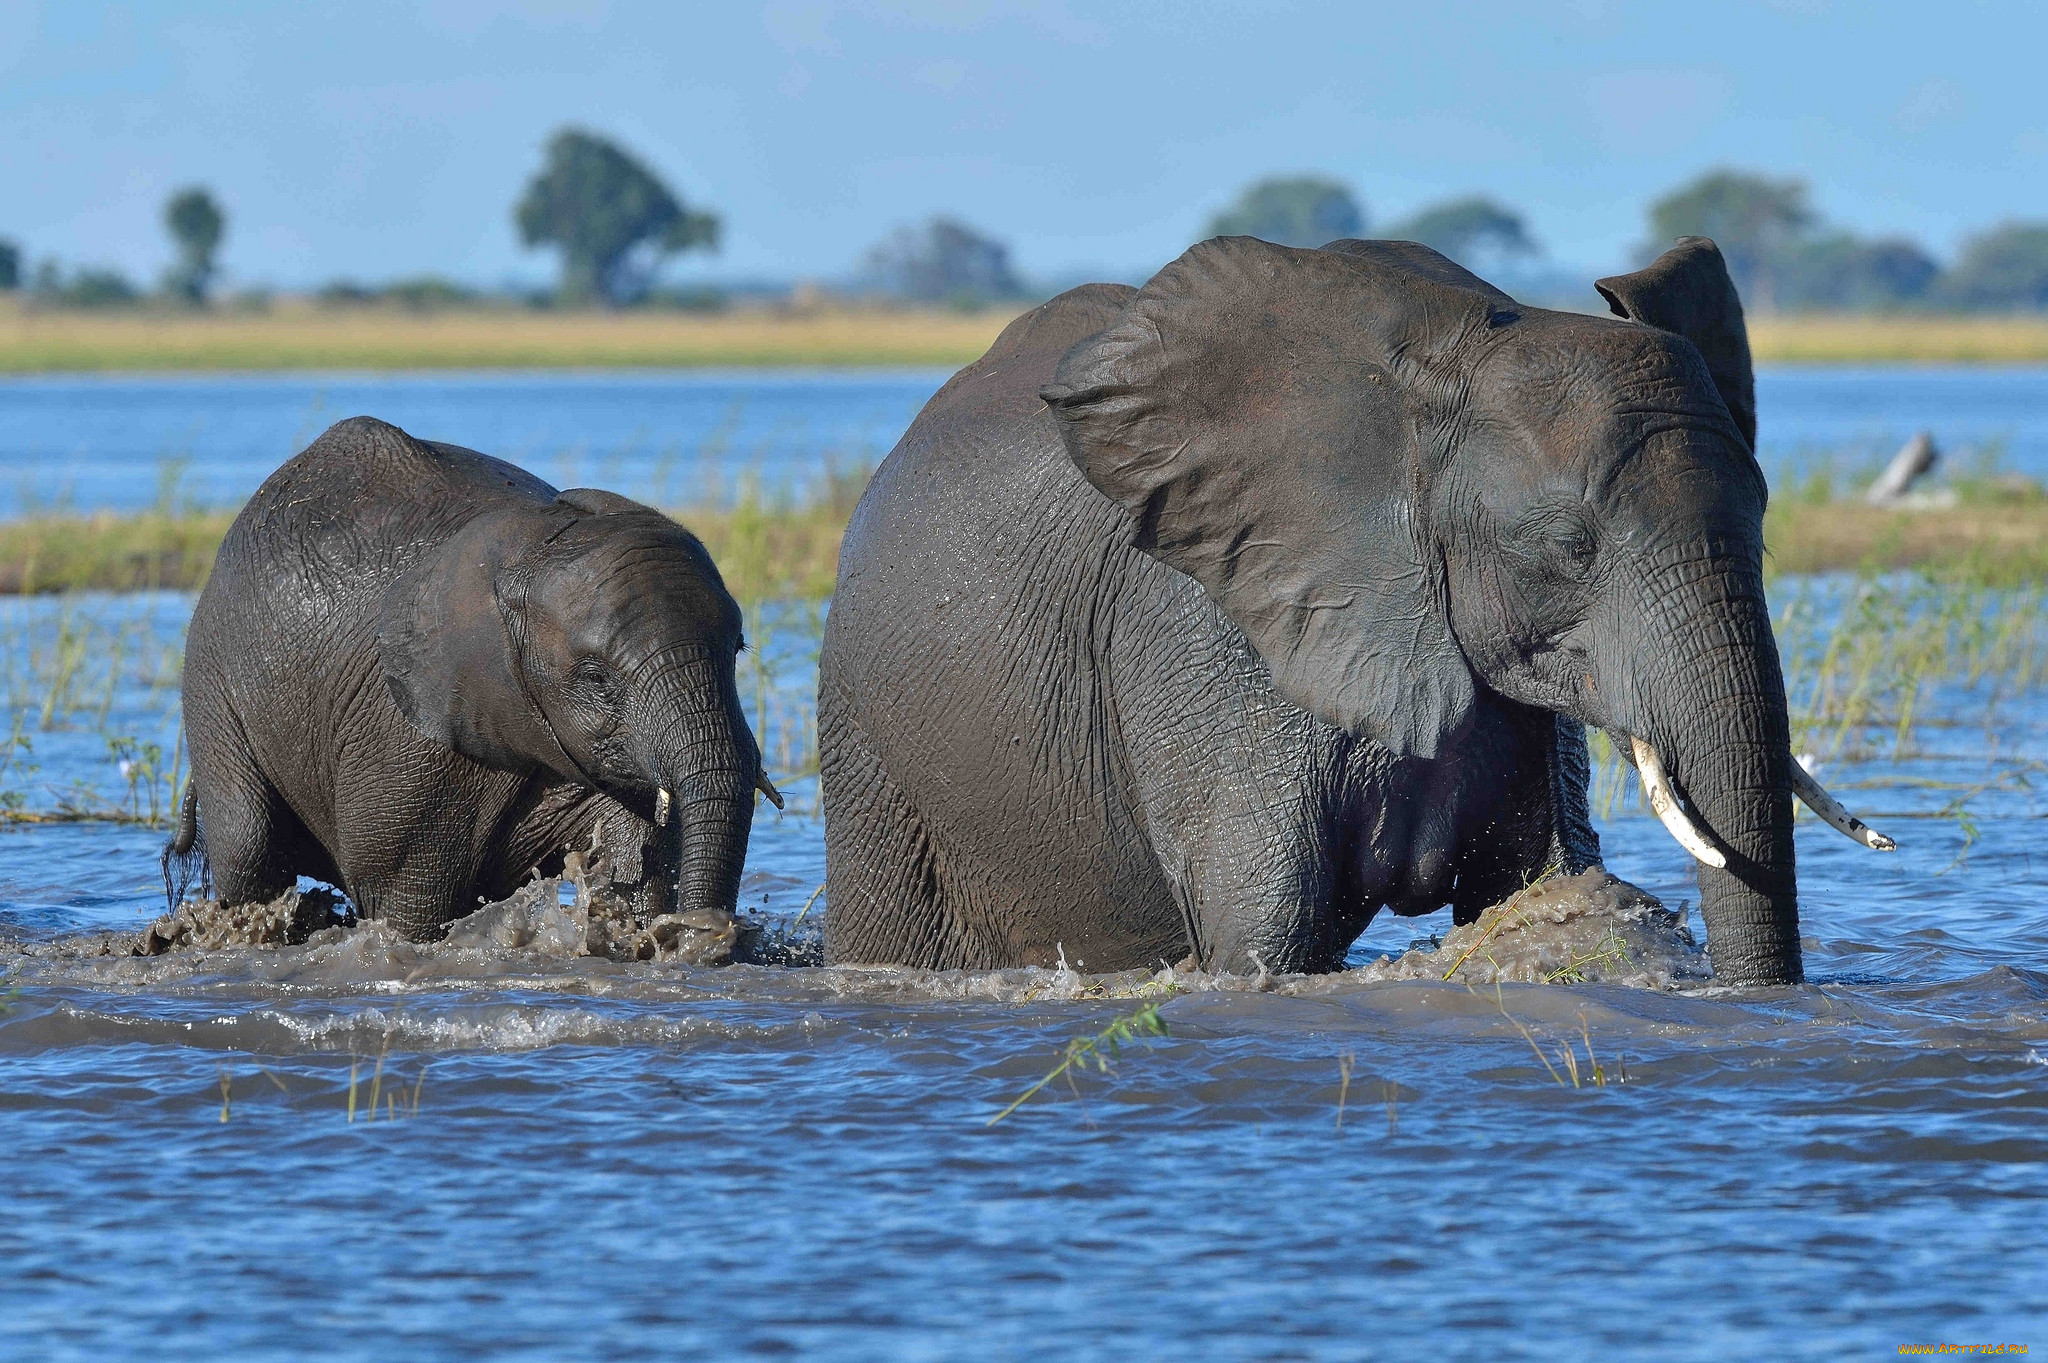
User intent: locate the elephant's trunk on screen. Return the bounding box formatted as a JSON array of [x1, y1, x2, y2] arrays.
[[655, 749, 753, 916], [644, 672, 758, 922], [1630, 559, 1802, 985]]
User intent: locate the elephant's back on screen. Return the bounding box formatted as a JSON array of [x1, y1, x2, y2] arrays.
[[830, 284, 1137, 712], [196, 418, 553, 647], [213, 417, 556, 592], [833, 283, 1136, 616]]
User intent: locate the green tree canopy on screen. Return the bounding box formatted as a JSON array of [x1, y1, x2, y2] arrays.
[[1206, 176, 1365, 248], [1642, 170, 1813, 309], [1940, 222, 2048, 310], [0, 238, 19, 291], [32, 263, 140, 308], [515, 129, 719, 307], [1384, 196, 1535, 268], [163, 187, 226, 305], [860, 216, 1021, 305], [1776, 234, 1938, 310]]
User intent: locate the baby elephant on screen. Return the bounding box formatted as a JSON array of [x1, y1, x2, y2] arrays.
[[168, 416, 776, 949]]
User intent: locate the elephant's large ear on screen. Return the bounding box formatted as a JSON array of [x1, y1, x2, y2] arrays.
[[1040, 235, 1491, 758], [377, 507, 578, 780], [1596, 237, 1756, 451]]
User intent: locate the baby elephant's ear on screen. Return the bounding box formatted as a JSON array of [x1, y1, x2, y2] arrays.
[[1597, 237, 1756, 451], [377, 507, 575, 779], [1041, 235, 1482, 759]]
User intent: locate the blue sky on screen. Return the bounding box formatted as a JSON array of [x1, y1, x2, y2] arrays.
[[4, 0, 2043, 290]]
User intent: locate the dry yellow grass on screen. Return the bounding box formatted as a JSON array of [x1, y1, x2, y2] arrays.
[[5, 298, 2047, 370], [1748, 315, 2048, 364], [0, 299, 1019, 372]]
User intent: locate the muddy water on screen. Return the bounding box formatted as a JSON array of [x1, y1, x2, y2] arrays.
[[4, 591, 2047, 1358]]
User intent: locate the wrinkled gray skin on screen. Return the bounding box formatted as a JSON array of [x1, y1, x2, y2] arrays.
[[821, 236, 1800, 985], [171, 417, 765, 941]]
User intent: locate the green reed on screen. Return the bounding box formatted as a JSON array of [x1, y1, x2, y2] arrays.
[[1590, 565, 2048, 821], [986, 1001, 1171, 1126], [1477, 985, 1623, 1091]]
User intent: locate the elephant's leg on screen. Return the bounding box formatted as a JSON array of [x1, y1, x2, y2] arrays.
[[1182, 839, 1342, 975], [327, 759, 502, 941], [338, 811, 488, 941], [1446, 704, 1578, 925], [188, 741, 308, 908], [821, 732, 960, 968]]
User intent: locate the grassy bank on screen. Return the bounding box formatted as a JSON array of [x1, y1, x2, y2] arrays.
[[1763, 500, 2048, 583], [0, 494, 849, 601], [8, 488, 2048, 599], [4, 301, 2048, 372], [0, 302, 1015, 372]]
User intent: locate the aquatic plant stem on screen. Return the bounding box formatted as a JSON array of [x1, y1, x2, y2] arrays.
[[365, 1040, 388, 1122], [792, 882, 826, 926], [986, 1002, 1169, 1127]]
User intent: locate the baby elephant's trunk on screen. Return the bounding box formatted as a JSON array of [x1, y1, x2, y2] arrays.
[[652, 701, 760, 922]]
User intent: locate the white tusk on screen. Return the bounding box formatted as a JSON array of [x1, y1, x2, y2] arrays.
[[1632, 737, 1727, 869], [1790, 758, 1896, 851], [756, 770, 785, 810], [654, 787, 670, 827]]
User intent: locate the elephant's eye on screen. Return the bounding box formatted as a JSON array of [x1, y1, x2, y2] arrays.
[[573, 656, 612, 687], [1511, 505, 1599, 583]]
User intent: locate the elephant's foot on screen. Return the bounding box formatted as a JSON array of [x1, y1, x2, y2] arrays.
[[632, 910, 741, 965]]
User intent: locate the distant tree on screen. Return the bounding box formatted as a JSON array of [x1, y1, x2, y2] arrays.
[[515, 128, 719, 307], [1776, 234, 1939, 310], [0, 239, 18, 291], [315, 276, 479, 310], [72, 268, 141, 307], [32, 263, 140, 308], [1206, 176, 1364, 248], [1384, 196, 1536, 268], [1643, 170, 1813, 309], [860, 216, 1021, 304], [1940, 222, 2048, 311], [314, 279, 379, 306], [163, 187, 226, 305]]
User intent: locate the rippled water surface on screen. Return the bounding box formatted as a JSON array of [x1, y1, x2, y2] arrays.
[[3, 584, 2045, 1360]]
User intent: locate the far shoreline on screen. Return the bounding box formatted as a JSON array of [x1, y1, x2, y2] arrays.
[[6, 495, 2046, 599], [5, 305, 2048, 372]]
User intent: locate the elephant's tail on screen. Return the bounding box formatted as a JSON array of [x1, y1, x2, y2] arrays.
[[160, 781, 205, 911]]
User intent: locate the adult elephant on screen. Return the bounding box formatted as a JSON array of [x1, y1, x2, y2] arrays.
[[169, 416, 778, 949], [819, 236, 1891, 985]]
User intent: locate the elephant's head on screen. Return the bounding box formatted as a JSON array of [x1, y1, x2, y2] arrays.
[[1042, 234, 1888, 985], [378, 486, 774, 922]]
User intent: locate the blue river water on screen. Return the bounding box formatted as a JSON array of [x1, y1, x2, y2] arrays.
[[1, 369, 2045, 1358], [5, 364, 2048, 515]]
